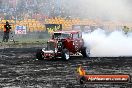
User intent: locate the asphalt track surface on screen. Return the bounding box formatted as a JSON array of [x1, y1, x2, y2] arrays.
[[0, 47, 132, 88]]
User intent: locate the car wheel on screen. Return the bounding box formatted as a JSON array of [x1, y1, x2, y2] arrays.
[[86, 47, 90, 57], [36, 49, 43, 60], [62, 49, 70, 60], [81, 47, 90, 58]]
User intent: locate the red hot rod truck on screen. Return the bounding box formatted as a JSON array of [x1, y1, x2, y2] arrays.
[[36, 30, 90, 60]]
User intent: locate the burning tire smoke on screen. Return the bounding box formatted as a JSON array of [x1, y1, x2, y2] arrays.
[[82, 29, 132, 57]]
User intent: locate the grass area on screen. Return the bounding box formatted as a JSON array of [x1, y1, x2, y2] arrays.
[[14, 38, 48, 44], [0, 32, 50, 47]]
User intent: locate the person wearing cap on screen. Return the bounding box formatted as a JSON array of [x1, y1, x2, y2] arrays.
[[2, 21, 11, 42]]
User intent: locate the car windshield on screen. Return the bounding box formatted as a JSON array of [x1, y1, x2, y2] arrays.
[[47, 42, 55, 50], [54, 33, 70, 39]]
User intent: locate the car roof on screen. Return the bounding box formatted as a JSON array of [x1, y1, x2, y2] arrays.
[[54, 30, 80, 34]]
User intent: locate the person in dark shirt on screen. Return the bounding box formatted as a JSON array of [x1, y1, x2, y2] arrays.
[[2, 21, 11, 42]]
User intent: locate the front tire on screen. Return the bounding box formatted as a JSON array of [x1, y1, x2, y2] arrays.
[[36, 49, 43, 60], [62, 49, 70, 60]]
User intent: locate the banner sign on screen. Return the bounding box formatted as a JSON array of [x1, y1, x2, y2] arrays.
[[77, 66, 130, 84], [15, 26, 27, 34], [45, 24, 62, 33]]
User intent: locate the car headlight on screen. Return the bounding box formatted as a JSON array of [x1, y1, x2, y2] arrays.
[[57, 42, 62, 48], [73, 42, 75, 45], [55, 48, 57, 53]]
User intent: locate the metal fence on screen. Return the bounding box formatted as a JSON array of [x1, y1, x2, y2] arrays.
[[0, 31, 50, 43]]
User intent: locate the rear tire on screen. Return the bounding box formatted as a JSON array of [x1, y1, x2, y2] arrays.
[[81, 47, 90, 58], [62, 49, 70, 60], [36, 49, 43, 60]]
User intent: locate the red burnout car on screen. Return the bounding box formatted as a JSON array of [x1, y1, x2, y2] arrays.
[[36, 30, 90, 60]]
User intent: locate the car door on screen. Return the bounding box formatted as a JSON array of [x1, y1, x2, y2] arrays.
[[73, 33, 83, 52]]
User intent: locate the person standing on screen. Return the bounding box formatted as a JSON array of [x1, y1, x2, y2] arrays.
[[2, 21, 11, 42], [123, 26, 129, 35]]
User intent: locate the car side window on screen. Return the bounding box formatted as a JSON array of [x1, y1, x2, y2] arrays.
[[73, 34, 79, 39], [79, 32, 82, 38]]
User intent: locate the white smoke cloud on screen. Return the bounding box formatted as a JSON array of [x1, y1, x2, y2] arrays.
[[82, 29, 132, 57], [64, 0, 132, 22], [86, 0, 131, 21]]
